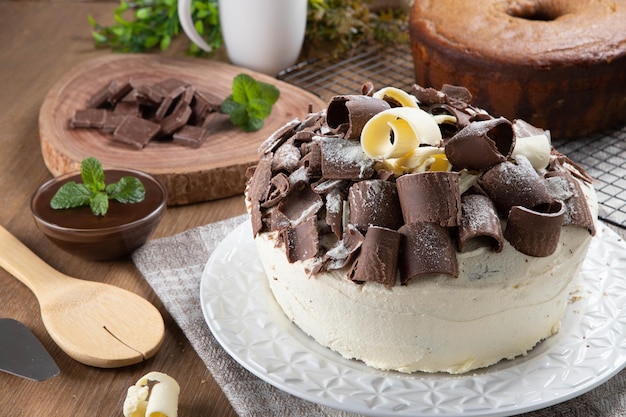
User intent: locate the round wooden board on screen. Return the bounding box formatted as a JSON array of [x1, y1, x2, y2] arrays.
[[39, 54, 326, 205]]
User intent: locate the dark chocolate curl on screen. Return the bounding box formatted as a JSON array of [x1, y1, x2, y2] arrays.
[[458, 194, 504, 253], [348, 226, 401, 288], [326, 95, 390, 139], [504, 201, 566, 257], [399, 222, 458, 283], [319, 137, 375, 180], [282, 216, 319, 262], [544, 171, 596, 235], [325, 188, 345, 239], [445, 117, 515, 171], [257, 119, 300, 155], [396, 172, 461, 227], [348, 180, 403, 233], [479, 155, 554, 215], [272, 142, 301, 173], [261, 173, 291, 208]]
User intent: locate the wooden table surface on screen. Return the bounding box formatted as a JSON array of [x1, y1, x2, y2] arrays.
[[0, 1, 240, 415]]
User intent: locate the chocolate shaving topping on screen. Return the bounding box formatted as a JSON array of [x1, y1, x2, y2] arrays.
[[261, 173, 291, 208], [399, 222, 458, 283], [458, 194, 504, 253], [319, 137, 375, 180], [272, 142, 301, 173], [348, 226, 401, 288], [324, 188, 345, 239], [504, 201, 566, 257], [257, 119, 301, 155], [348, 180, 403, 233], [282, 216, 319, 262], [513, 118, 551, 141], [396, 172, 461, 227], [326, 95, 390, 139], [277, 186, 323, 226], [479, 155, 554, 215], [314, 224, 364, 274], [445, 117, 515, 171], [544, 170, 596, 235]]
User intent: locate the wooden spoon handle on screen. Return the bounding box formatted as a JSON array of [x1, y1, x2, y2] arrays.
[[0, 225, 69, 295]]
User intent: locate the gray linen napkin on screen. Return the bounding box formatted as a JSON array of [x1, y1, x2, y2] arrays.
[[132, 215, 626, 417]]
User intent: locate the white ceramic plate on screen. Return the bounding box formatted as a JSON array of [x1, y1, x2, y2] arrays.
[[200, 221, 626, 416]]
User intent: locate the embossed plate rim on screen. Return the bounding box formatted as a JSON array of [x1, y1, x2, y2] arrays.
[[200, 221, 626, 416]]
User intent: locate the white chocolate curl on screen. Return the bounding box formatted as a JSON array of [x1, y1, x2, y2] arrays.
[[372, 87, 419, 108], [123, 371, 180, 417], [361, 107, 443, 160], [512, 134, 551, 171]]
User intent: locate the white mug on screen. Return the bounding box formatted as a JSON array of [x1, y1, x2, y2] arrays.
[[178, 0, 308, 75]]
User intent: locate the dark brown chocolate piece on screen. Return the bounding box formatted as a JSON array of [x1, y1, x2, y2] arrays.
[[172, 125, 210, 148], [399, 222, 458, 282], [348, 180, 403, 233], [445, 117, 515, 171], [108, 81, 133, 105], [313, 224, 364, 274], [504, 201, 566, 257], [101, 113, 127, 133], [319, 137, 375, 180], [113, 101, 141, 116], [300, 141, 322, 178], [544, 170, 596, 235], [261, 172, 291, 208], [479, 155, 554, 215], [277, 186, 323, 226], [411, 84, 447, 105], [272, 142, 301, 173], [87, 79, 117, 108], [257, 119, 300, 155], [326, 95, 390, 139], [161, 104, 192, 136], [153, 78, 189, 96], [325, 188, 345, 239], [396, 171, 461, 227], [513, 119, 551, 141], [348, 226, 401, 288], [458, 194, 504, 253], [282, 216, 319, 262], [70, 109, 107, 128], [112, 115, 161, 149]]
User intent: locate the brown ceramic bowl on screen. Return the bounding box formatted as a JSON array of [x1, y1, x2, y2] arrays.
[[31, 169, 167, 261]]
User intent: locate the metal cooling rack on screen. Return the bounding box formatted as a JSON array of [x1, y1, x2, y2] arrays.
[[278, 44, 626, 229]]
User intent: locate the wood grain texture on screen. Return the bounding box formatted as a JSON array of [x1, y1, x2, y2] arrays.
[[39, 54, 326, 205]]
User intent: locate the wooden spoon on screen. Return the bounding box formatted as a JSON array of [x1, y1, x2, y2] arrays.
[[0, 225, 164, 368]]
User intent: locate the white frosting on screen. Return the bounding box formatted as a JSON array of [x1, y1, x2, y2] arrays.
[[255, 181, 598, 374]]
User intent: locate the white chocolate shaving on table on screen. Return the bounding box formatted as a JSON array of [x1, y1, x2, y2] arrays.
[[512, 134, 551, 171], [372, 87, 419, 108], [123, 371, 180, 417]]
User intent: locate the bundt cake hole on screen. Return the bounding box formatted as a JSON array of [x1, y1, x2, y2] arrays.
[[506, 0, 566, 21]]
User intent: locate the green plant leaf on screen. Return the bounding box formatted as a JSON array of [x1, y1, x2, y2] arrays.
[[106, 176, 146, 203], [80, 157, 106, 193], [50, 182, 92, 209], [90, 192, 109, 216]]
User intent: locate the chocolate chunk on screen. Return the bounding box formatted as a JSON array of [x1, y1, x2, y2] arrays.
[[441, 84, 473, 105], [396, 171, 461, 227], [504, 201, 566, 257], [348, 226, 401, 288], [479, 155, 554, 215], [160, 104, 192, 136], [282, 216, 319, 262], [108, 81, 133, 105], [445, 117, 515, 171], [319, 137, 375, 180], [134, 83, 163, 106], [153, 78, 189, 96], [300, 141, 322, 178], [411, 84, 447, 105], [101, 112, 127, 133], [70, 108, 107, 128], [277, 185, 323, 226], [458, 194, 504, 253], [87, 79, 117, 108], [348, 180, 403, 233], [172, 125, 210, 148], [399, 222, 458, 283], [544, 170, 596, 235], [113, 101, 141, 116], [326, 95, 390, 139], [112, 115, 161, 149]]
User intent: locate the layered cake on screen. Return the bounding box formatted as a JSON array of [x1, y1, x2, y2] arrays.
[[409, 0, 626, 139], [245, 83, 597, 374]]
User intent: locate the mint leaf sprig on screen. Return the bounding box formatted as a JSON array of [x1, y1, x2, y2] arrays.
[[50, 157, 145, 216], [220, 74, 280, 132]]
